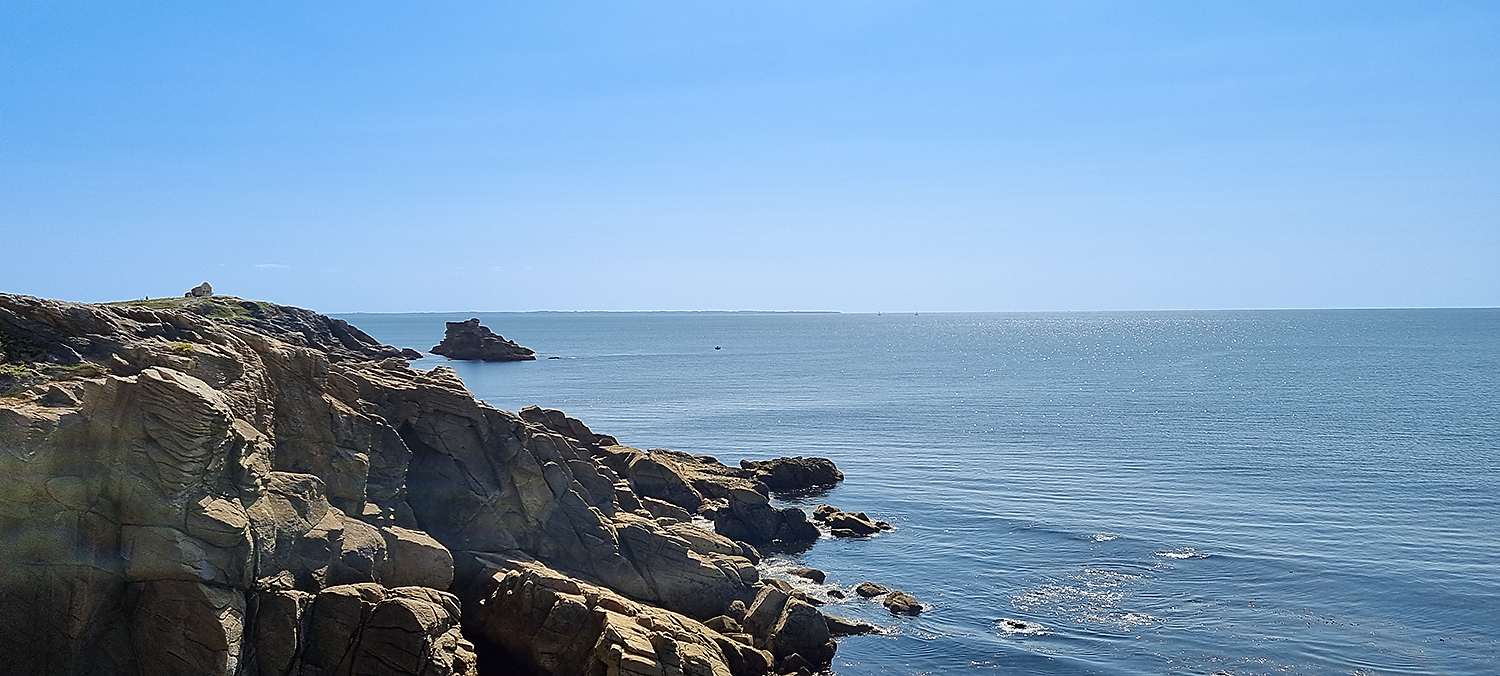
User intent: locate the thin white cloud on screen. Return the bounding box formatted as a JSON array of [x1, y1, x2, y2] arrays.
[[254, 263, 290, 269]]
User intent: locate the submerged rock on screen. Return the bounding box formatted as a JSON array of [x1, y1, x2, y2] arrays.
[[429, 317, 535, 361], [814, 504, 893, 538]]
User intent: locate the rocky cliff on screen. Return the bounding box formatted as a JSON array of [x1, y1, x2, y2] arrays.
[[0, 293, 846, 676]]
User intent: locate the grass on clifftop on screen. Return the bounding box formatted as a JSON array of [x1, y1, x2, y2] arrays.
[[3, 297, 262, 398], [105, 296, 255, 321]]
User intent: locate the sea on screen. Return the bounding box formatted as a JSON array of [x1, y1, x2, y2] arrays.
[[338, 309, 1500, 676]]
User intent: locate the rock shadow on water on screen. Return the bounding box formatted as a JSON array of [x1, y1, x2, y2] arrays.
[[769, 484, 837, 504]]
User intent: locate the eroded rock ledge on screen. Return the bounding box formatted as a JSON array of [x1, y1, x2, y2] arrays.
[[0, 293, 851, 676]]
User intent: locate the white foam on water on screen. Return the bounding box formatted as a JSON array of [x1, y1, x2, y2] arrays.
[[1011, 567, 1159, 631], [995, 618, 1049, 635]]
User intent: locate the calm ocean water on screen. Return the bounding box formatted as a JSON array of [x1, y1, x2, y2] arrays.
[[340, 309, 1500, 676]]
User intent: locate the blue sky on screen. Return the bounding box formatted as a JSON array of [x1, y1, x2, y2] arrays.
[[2, 1, 1496, 312]]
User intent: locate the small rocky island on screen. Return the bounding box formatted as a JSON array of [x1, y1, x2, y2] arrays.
[[430, 317, 535, 362], [0, 292, 906, 676]]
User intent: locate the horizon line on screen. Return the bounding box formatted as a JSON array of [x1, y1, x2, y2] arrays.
[[331, 305, 1500, 315]]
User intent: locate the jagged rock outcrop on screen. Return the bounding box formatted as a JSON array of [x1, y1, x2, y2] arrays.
[[460, 553, 771, 676], [525, 407, 838, 552], [739, 457, 842, 494], [741, 581, 835, 668], [706, 486, 820, 550], [252, 583, 476, 676], [429, 319, 535, 362], [0, 293, 851, 676], [518, 405, 618, 447]]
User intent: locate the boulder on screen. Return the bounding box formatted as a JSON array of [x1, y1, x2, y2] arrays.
[[712, 487, 819, 550], [429, 318, 535, 362], [297, 583, 476, 676], [854, 582, 889, 598], [766, 599, 835, 666], [742, 584, 790, 639], [186, 282, 213, 297], [380, 526, 454, 590], [882, 590, 923, 616], [705, 615, 744, 634]]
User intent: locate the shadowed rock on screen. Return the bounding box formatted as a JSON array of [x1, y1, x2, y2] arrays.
[[739, 456, 842, 493]]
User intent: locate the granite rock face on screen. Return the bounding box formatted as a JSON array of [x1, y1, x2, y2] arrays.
[[429, 318, 535, 362], [0, 293, 849, 676]]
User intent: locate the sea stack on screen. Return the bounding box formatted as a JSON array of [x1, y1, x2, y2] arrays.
[[430, 317, 535, 361]]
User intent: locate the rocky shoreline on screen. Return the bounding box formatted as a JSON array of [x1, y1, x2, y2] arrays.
[[0, 293, 907, 676]]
